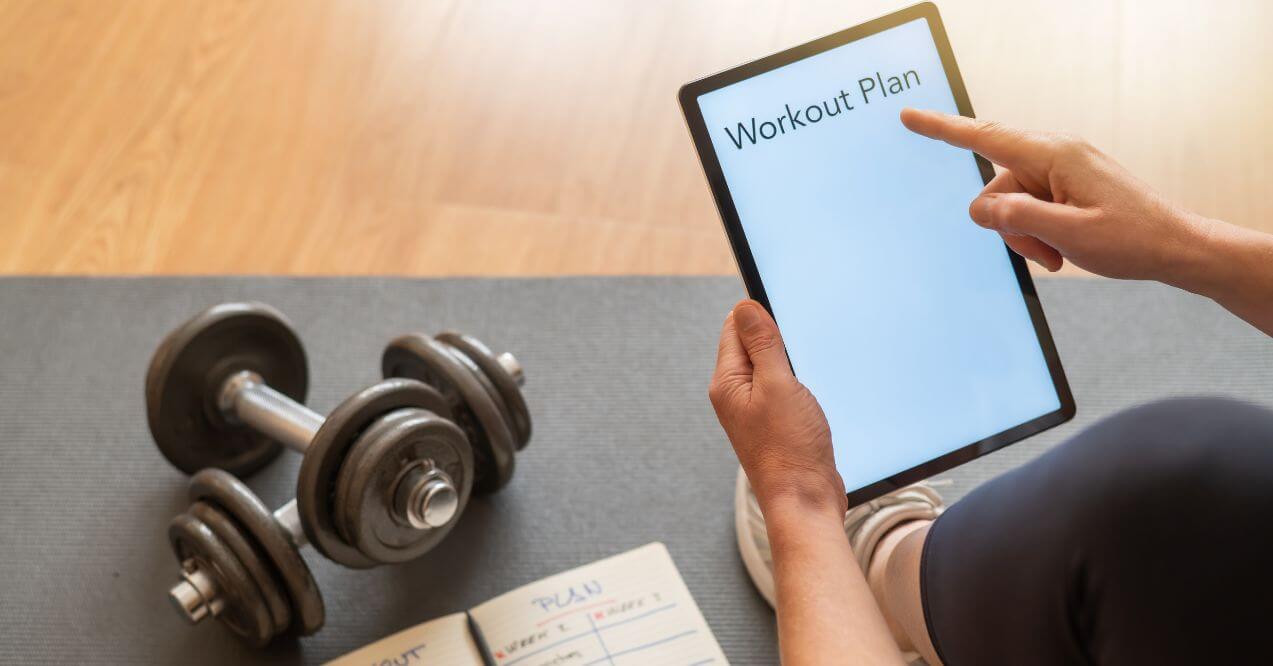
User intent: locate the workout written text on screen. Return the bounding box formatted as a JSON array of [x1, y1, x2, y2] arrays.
[[721, 69, 922, 150]]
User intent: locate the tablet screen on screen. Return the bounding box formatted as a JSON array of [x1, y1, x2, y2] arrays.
[[688, 13, 1066, 497]]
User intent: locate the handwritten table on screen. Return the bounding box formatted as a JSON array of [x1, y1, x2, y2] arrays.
[[0, 277, 1269, 663]]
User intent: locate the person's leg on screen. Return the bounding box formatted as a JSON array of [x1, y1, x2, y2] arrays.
[[867, 520, 939, 662], [869, 397, 1273, 665]]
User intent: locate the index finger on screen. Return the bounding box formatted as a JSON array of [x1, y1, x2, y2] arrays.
[[900, 108, 1048, 171]]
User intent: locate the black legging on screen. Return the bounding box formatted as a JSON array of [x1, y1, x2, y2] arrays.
[[921, 397, 1273, 665]]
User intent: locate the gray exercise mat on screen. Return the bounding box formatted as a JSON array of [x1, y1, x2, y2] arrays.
[[0, 277, 1269, 664]]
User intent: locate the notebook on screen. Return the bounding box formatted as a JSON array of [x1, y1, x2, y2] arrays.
[[328, 542, 729, 666]]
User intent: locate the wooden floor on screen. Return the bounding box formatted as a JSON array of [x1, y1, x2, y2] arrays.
[[1, 0, 1270, 276]]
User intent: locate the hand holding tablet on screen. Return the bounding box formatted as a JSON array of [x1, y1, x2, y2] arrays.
[[710, 300, 848, 512], [682, 2, 1074, 504]]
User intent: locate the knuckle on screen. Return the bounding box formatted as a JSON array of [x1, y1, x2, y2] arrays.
[[707, 381, 727, 407], [974, 119, 1009, 141], [747, 332, 780, 354], [994, 196, 1024, 223], [977, 119, 1005, 134], [709, 376, 746, 410], [1052, 133, 1095, 160]]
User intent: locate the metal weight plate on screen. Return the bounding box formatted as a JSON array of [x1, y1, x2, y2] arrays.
[[434, 332, 532, 450], [328, 408, 414, 547], [296, 378, 451, 569], [333, 408, 473, 564], [168, 512, 274, 647], [189, 501, 291, 636], [146, 303, 308, 476], [444, 353, 519, 458], [189, 469, 324, 636], [382, 334, 517, 493]]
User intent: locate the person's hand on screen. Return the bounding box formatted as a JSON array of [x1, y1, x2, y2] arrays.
[[900, 108, 1211, 280], [709, 300, 846, 515]]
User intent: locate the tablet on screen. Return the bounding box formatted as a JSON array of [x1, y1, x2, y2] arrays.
[[678, 2, 1074, 505]]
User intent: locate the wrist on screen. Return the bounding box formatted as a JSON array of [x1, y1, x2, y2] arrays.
[[1169, 213, 1270, 303], [1162, 210, 1232, 297], [763, 495, 846, 539], [756, 480, 847, 527]]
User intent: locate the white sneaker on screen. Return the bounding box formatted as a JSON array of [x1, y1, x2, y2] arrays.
[[734, 467, 945, 608]]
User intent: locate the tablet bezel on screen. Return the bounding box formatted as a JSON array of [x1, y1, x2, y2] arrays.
[[678, 1, 1076, 505]]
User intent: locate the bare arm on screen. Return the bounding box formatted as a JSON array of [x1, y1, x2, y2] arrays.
[[901, 108, 1273, 337], [709, 303, 905, 666], [768, 499, 903, 665], [1175, 220, 1273, 336]]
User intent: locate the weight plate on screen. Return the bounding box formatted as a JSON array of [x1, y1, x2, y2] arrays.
[[329, 408, 414, 547], [189, 501, 292, 636], [435, 332, 531, 450], [435, 347, 510, 446], [296, 378, 450, 569], [146, 302, 308, 476], [383, 335, 516, 493], [430, 336, 517, 442], [168, 512, 273, 647], [189, 469, 324, 636], [333, 408, 472, 564]]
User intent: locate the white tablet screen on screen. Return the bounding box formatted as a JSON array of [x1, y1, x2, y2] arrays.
[[695, 18, 1062, 493]]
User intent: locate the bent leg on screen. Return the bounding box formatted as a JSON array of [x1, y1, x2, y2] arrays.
[[886, 397, 1273, 665]]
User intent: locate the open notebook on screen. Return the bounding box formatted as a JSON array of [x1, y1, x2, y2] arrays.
[[329, 542, 729, 666]]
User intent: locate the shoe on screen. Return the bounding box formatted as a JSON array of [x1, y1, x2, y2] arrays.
[[734, 467, 945, 607]]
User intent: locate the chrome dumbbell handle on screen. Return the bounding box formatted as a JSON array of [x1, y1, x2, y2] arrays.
[[218, 371, 322, 455], [272, 500, 308, 549]]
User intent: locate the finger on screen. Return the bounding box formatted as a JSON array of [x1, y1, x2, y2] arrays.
[[732, 300, 793, 381], [900, 108, 1050, 172], [713, 311, 752, 386], [1002, 233, 1064, 271], [981, 169, 1037, 202], [969, 192, 1090, 245], [976, 172, 1063, 269], [980, 163, 1052, 202], [981, 170, 1023, 196]]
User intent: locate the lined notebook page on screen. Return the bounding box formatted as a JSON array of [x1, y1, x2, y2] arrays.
[[326, 612, 483, 666], [469, 542, 728, 666]]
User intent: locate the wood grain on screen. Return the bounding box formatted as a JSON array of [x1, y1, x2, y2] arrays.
[[1, 0, 1270, 276]]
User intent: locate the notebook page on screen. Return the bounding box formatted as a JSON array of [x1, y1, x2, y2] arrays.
[[469, 542, 728, 666], [326, 612, 483, 666]]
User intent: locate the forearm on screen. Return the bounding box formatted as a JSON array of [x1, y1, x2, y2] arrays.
[[1172, 214, 1273, 336], [764, 498, 905, 666]]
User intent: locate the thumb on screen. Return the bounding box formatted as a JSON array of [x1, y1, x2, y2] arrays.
[[970, 192, 1089, 245], [732, 301, 792, 380]]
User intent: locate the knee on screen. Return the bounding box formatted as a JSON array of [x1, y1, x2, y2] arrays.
[[1065, 397, 1273, 518]]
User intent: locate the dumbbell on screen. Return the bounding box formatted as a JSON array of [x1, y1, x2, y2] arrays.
[[167, 406, 472, 643], [382, 332, 531, 493], [146, 303, 475, 570], [147, 303, 532, 493]]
